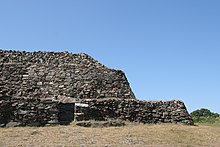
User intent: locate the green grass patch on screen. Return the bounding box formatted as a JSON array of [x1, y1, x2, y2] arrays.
[[192, 116, 220, 126]]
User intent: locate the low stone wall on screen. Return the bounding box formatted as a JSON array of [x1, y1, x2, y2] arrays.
[[0, 96, 59, 127], [77, 99, 193, 125], [0, 97, 193, 126]]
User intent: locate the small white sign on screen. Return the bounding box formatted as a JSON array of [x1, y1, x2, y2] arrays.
[[75, 103, 89, 107]]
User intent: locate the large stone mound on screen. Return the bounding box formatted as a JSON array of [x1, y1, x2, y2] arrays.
[[0, 50, 135, 100], [0, 49, 193, 126]]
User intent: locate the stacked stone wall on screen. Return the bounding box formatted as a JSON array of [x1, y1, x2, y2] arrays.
[[0, 96, 59, 127], [0, 50, 135, 100], [0, 50, 193, 126], [77, 99, 193, 125]]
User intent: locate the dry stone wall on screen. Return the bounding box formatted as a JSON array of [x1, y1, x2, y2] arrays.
[[0, 50, 135, 100], [76, 99, 193, 125], [0, 96, 59, 127], [0, 50, 193, 126]]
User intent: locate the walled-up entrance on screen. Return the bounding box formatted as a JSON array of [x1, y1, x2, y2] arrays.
[[57, 103, 74, 125], [0, 96, 13, 126]]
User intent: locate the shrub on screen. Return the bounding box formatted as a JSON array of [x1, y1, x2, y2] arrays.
[[191, 108, 220, 125], [191, 108, 219, 117]]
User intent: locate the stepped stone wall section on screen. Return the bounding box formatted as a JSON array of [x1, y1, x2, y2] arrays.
[[0, 50, 193, 126], [77, 99, 193, 125], [0, 96, 58, 127], [0, 50, 135, 100]]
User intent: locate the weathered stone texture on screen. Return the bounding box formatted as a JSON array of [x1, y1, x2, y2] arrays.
[[76, 99, 193, 125], [0, 96, 58, 127], [0, 50, 135, 100], [0, 50, 193, 126]]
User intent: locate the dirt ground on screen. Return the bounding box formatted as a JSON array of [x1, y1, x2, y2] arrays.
[[0, 123, 220, 147]]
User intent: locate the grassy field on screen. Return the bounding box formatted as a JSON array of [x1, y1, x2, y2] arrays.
[[0, 123, 220, 147]]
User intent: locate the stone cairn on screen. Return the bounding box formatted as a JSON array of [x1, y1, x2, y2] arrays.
[[0, 50, 193, 127]]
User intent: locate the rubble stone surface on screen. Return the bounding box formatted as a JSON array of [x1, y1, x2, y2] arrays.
[[0, 50, 193, 126]]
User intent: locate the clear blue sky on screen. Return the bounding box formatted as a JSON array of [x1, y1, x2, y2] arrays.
[[1, 0, 220, 113]]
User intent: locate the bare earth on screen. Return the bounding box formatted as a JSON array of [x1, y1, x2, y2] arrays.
[[0, 124, 220, 147]]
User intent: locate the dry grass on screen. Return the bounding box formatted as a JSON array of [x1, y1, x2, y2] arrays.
[[0, 123, 220, 147]]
